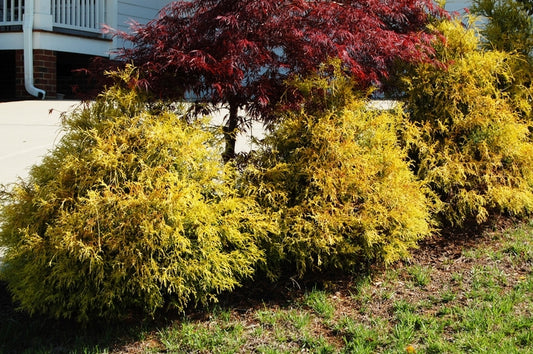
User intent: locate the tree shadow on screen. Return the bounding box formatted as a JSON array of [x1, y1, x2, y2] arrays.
[[0, 281, 161, 353], [0, 217, 517, 352]]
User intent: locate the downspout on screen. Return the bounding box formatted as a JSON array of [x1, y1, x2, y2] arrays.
[[23, 0, 46, 99]]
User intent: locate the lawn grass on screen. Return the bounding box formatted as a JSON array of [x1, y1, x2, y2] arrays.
[[1, 219, 533, 353]]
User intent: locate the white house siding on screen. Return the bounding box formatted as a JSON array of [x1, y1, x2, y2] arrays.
[[116, 0, 173, 32], [444, 0, 472, 14], [0, 1, 174, 54], [115, 1, 474, 32]]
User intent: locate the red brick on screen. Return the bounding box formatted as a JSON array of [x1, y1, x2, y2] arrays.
[[13, 49, 58, 99]]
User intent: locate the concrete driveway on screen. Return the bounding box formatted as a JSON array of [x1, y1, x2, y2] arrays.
[[0, 100, 265, 188], [0, 99, 264, 263], [0, 99, 267, 186], [0, 100, 80, 186], [0, 100, 81, 263]]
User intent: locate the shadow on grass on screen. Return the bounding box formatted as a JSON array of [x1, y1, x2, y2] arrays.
[[0, 281, 162, 353], [0, 272, 365, 353], [0, 219, 503, 353]]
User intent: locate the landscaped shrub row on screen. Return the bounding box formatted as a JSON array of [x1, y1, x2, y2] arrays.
[[244, 64, 433, 278], [1, 20, 532, 322], [0, 69, 272, 322], [405, 19, 533, 227]]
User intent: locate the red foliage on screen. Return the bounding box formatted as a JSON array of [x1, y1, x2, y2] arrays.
[[109, 0, 446, 159]]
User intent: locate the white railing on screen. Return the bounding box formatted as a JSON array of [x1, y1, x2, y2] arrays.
[[52, 0, 105, 33], [0, 0, 24, 25], [0, 0, 106, 34]]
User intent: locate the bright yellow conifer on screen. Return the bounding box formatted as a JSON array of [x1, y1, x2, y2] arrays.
[[405, 19, 533, 226], [244, 62, 433, 277], [0, 67, 270, 322]]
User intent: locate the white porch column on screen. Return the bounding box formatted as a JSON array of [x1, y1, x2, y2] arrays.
[[33, 0, 53, 31]]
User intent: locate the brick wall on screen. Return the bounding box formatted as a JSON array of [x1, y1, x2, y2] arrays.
[[15, 49, 57, 99], [15, 50, 25, 98], [0, 51, 16, 101], [34, 50, 57, 98]]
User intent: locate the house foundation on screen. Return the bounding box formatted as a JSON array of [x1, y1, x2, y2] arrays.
[[15, 49, 57, 99], [9, 49, 98, 100], [0, 51, 16, 101]]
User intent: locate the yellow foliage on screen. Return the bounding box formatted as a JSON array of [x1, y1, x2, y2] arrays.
[[0, 67, 271, 322], [405, 19, 533, 226], [244, 63, 433, 277]]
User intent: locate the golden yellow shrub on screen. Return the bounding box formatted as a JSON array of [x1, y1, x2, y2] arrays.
[[0, 68, 270, 322], [244, 64, 433, 277], [405, 19, 533, 226]]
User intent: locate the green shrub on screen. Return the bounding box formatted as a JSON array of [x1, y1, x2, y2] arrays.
[[243, 64, 433, 277], [0, 68, 269, 322], [404, 19, 533, 226]]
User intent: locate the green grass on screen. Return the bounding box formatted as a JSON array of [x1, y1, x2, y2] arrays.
[[2, 221, 533, 353], [303, 288, 336, 320], [406, 265, 432, 287]]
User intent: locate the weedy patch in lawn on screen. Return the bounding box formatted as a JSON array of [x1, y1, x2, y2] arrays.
[[406, 265, 432, 287]]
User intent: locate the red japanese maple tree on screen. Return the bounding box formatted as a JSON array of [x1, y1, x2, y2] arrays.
[[111, 0, 445, 160]]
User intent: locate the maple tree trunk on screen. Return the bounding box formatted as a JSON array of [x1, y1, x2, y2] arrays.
[[222, 101, 239, 163], [110, 0, 443, 166]]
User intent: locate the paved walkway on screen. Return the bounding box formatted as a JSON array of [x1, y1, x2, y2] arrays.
[[0, 100, 81, 264], [0, 100, 80, 186], [0, 100, 265, 263]]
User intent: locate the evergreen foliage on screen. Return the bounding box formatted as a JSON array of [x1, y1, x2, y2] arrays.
[[471, 0, 533, 59], [0, 68, 269, 322], [470, 0, 533, 120], [405, 19, 533, 226], [243, 64, 433, 277]]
